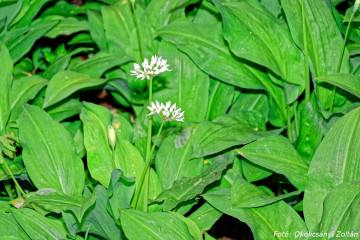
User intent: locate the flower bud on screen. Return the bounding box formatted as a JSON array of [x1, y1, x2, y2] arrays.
[[112, 120, 121, 130], [355, 0, 360, 13], [108, 125, 116, 149]]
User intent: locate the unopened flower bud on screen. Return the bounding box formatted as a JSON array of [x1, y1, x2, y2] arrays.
[[108, 125, 116, 149], [355, 0, 360, 13], [112, 120, 121, 130]]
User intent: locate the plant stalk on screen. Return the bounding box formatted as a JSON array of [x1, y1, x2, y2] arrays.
[[131, 120, 164, 209], [1, 155, 27, 199], [302, 0, 310, 103], [286, 104, 294, 142], [329, 8, 356, 111]]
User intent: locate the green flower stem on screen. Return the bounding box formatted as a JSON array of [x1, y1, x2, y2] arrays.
[[175, 127, 194, 179], [302, 0, 310, 103], [1, 155, 27, 199], [286, 104, 294, 142], [131, 1, 144, 60], [4, 180, 14, 200], [131, 120, 164, 210], [294, 101, 299, 138], [329, 9, 356, 111]]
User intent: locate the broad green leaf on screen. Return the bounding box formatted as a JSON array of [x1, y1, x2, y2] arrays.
[[238, 135, 309, 190], [47, 98, 82, 122], [242, 160, 273, 183], [6, 21, 59, 63], [12, 208, 69, 240], [317, 73, 360, 99], [42, 47, 92, 80], [0, 0, 22, 29], [157, 22, 265, 90], [229, 91, 269, 121], [156, 153, 233, 211], [19, 105, 85, 195], [155, 127, 203, 190], [281, 0, 350, 110], [112, 113, 133, 142], [0, 212, 30, 240], [295, 96, 323, 162], [0, 42, 12, 132], [87, 9, 107, 51], [81, 185, 121, 240], [231, 178, 302, 208], [206, 78, 234, 121], [214, 0, 305, 103], [70, 54, 133, 78], [62, 120, 85, 159], [192, 111, 281, 158], [188, 202, 222, 234], [25, 191, 85, 213], [43, 71, 108, 108], [304, 107, 360, 230], [101, 2, 133, 54], [156, 41, 209, 122], [107, 169, 135, 220], [120, 209, 202, 240], [314, 181, 360, 237], [203, 188, 308, 240], [16, 0, 52, 27], [114, 138, 143, 179], [9, 75, 48, 120], [43, 16, 89, 39], [80, 102, 113, 187]]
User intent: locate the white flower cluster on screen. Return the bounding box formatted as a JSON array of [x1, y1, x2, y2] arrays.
[[130, 55, 171, 80], [147, 101, 184, 122]]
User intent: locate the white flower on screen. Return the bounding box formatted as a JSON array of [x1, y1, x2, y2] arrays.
[[130, 55, 171, 80], [147, 101, 184, 122]]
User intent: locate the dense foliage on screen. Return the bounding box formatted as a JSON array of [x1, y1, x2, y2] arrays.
[[0, 0, 360, 239]]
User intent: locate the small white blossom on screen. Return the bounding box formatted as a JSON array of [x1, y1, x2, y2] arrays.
[[147, 101, 184, 122], [130, 55, 171, 80]]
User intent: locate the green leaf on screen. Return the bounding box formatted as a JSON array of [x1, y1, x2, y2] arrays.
[[156, 153, 233, 211], [192, 111, 282, 158], [25, 191, 85, 213], [42, 47, 92, 80], [87, 9, 107, 51], [80, 102, 113, 187], [241, 160, 273, 183], [304, 106, 360, 230], [203, 188, 308, 240], [9, 75, 48, 121], [42, 16, 89, 39], [19, 105, 85, 195], [114, 138, 143, 179], [6, 21, 59, 63], [281, 0, 350, 109], [47, 98, 83, 122], [317, 73, 360, 99], [155, 127, 203, 191], [214, 0, 305, 102], [229, 91, 269, 122], [0, 212, 29, 240], [206, 79, 234, 121], [315, 181, 360, 236], [43, 71, 108, 108], [188, 202, 222, 234], [238, 135, 309, 190], [70, 53, 133, 78], [101, 2, 133, 54], [156, 41, 209, 122], [157, 22, 266, 90], [0, 0, 22, 29], [12, 208, 69, 239], [295, 95, 323, 162], [62, 120, 85, 159], [120, 209, 202, 240], [231, 178, 302, 208], [0, 42, 13, 132], [16, 0, 52, 27], [81, 185, 121, 240]]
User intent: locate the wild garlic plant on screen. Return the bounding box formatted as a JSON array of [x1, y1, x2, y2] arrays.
[[130, 56, 183, 209]]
